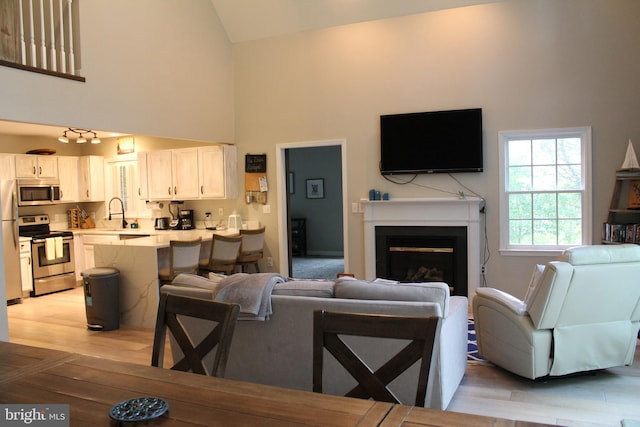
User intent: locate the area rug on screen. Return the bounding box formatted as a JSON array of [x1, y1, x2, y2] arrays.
[[467, 318, 486, 362]]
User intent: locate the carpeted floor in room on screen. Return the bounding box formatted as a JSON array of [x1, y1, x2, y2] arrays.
[[291, 257, 344, 280]]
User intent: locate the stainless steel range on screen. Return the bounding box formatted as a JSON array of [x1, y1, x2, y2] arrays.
[[18, 214, 75, 296]]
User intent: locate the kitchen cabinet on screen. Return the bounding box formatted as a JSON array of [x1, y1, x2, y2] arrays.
[[198, 145, 238, 199], [0, 154, 15, 180], [19, 238, 32, 295], [57, 156, 79, 202], [78, 155, 105, 202], [15, 154, 58, 179], [147, 148, 199, 200], [136, 152, 149, 200]]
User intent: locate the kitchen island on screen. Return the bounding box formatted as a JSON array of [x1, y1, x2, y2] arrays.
[[90, 229, 239, 328]]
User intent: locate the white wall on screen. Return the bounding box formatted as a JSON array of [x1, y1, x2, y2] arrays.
[[0, 0, 234, 143], [233, 0, 640, 297]]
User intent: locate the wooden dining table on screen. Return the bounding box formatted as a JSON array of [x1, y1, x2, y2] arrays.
[[0, 341, 555, 426]]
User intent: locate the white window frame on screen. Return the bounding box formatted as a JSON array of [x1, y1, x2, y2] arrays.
[[498, 127, 592, 256], [104, 154, 151, 219]]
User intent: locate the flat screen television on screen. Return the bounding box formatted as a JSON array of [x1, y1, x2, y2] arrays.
[[380, 108, 483, 175]]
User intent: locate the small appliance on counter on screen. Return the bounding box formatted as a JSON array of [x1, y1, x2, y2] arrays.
[[154, 217, 170, 230], [227, 210, 242, 231], [178, 209, 195, 230]]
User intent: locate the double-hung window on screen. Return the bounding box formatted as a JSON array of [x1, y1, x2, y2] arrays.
[[499, 127, 592, 255]]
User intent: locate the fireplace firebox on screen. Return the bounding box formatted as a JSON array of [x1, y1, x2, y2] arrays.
[[375, 226, 467, 296]]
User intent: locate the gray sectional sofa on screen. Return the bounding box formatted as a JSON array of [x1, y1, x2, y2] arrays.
[[160, 274, 468, 410]]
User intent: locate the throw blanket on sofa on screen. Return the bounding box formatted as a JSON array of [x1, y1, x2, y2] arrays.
[[215, 273, 285, 321]]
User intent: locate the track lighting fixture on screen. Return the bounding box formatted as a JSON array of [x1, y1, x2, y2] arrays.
[[57, 127, 101, 144]]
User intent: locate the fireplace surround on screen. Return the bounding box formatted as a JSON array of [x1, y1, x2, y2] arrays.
[[362, 197, 484, 297]]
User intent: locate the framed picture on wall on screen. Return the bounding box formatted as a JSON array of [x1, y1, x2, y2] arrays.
[[306, 178, 324, 199]]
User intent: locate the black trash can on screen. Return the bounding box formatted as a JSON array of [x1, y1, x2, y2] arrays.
[[81, 267, 120, 331]]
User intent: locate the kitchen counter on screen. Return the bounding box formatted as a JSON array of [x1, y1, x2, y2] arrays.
[[88, 228, 243, 329], [73, 228, 238, 247]]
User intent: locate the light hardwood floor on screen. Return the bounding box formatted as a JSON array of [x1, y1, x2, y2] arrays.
[[7, 287, 640, 427]]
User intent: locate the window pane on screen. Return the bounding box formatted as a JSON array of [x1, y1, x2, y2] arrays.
[[509, 193, 532, 219], [532, 165, 556, 191], [532, 139, 556, 165], [557, 165, 582, 190], [508, 139, 531, 166], [557, 138, 581, 164], [558, 219, 582, 245], [509, 219, 532, 244], [558, 193, 581, 218], [533, 193, 556, 219], [508, 166, 531, 191], [533, 220, 557, 244]]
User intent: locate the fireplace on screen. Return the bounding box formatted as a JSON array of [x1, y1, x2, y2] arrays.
[[375, 226, 467, 296], [362, 197, 484, 297]]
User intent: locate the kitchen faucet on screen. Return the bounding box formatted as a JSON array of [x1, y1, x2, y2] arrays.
[[108, 197, 128, 229]]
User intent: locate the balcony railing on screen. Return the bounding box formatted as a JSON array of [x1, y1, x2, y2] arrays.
[[0, 0, 84, 81]]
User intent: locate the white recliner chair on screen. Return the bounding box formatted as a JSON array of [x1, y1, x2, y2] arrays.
[[472, 244, 640, 379]]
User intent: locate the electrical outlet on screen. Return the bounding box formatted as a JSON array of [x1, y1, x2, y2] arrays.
[[481, 264, 487, 275], [263, 204, 271, 214], [266, 257, 274, 267], [218, 208, 224, 217]]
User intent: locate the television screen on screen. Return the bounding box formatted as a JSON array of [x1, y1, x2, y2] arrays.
[[380, 108, 483, 175]]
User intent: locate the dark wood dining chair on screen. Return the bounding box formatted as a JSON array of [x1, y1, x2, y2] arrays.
[[312, 310, 440, 407], [151, 292, 240, 377]]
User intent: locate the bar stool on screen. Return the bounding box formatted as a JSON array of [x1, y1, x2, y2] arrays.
[[236, 227, 266, 273], [158, 238, 202, 285], [199, 235, 242, 275]]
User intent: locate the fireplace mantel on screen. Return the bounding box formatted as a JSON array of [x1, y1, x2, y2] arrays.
[[362, 197, 484, 297]]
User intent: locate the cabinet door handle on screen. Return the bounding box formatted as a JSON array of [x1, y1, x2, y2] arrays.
[[39, 166, 42, 175], [33, 166, 36, 175], [86, 190, 90, 197], [138, 188, 141, 196], [168, 187, 171, 195], [174, 186, 177, 195], [200, 185, 203, 194]]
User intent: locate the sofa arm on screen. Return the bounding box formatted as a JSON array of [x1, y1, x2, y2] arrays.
[[474, 287, 527, 316]]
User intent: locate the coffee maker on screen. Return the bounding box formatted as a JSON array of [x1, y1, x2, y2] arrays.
[[178, 209, 195, 230]]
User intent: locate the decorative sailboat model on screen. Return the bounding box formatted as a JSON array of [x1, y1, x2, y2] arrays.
[[620, 140, 640, 170]]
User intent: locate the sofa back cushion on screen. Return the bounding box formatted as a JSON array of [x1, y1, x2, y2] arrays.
[[272, 280, 335, 298], [334, 279, 449, 316]]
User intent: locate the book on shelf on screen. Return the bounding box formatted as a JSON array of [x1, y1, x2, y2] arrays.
[[602, 222, 640, 244]]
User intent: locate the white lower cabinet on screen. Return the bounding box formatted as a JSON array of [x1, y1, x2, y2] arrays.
[[19, 239, 33, 295]]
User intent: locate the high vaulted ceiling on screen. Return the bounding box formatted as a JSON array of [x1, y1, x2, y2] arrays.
[[210, 0, 499, 43], [1, 0, 498, 138]]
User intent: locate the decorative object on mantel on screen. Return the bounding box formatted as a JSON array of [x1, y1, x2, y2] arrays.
[[26, 148, 56, 155], [245, 153, 268, 204], [621, 139, 639, 170], [57, 127, 101, 144]]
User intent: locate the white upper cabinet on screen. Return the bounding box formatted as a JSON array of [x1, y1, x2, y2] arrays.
[[172, 148, 200, 200], [57, 156, 79, 202], [0, 154, 15, 180], [15, 154, 58, 179], [78, 156, 105, 202], [136, 152, 149, 200], [198, 145, 238, 199], [147, 148, 199, 200]]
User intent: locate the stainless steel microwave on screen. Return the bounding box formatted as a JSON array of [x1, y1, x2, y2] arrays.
[[17, 179, 62, 206]]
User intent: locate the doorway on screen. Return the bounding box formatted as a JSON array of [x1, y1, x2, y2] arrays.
[[276, 140, 348, 278]]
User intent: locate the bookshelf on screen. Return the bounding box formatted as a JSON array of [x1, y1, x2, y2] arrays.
[[603, 169, 640, 244]]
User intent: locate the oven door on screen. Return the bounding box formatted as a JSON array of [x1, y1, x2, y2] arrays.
[[31, 237, 75, 279], [17, 179, 62, 206]]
